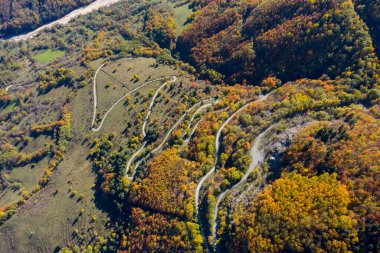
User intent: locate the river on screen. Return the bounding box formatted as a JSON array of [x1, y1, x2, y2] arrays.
[[5, 0, 125, 42]]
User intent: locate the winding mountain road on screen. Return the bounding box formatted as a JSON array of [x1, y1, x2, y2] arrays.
[[5, 85, 13, 92], [123, 78, 177, 179], [189, 116, 205, 138], [188, 103, 214, 128], [129, 98, 217, 179], [91, 64, 105, 128], [142, 82, 168, 137], [125, 141, 148, 180], [127, 104, 199, 179], [90, 63, 178, 179], [212, 125, 274, 249], [182, 102, 214, 138], [194, 94, 270, 252], [91, 66, 176, 131], [151, 99, 214, 154], [6, 0, 125, 42], [182, 102, 216, 146]]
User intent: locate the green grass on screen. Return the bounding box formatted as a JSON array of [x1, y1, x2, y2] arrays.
[[7, 157, 49, 192], [33, 49, 66, 63], [0, 53, 209, 251], [172, 3, 193, 33]]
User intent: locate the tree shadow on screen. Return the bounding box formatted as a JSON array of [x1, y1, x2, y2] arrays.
[[91, 169, 120, 223]]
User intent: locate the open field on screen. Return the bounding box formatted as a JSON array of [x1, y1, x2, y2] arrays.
[[171, 3, 192, 32], [7, 158, 50, 191], [0, 55, 210, 252], [0, 145, 110, 252], [88, 57, 209, 151], [0, 158, 50, 208], [33, 49, 66, 63], [91, 57, 178, 120]]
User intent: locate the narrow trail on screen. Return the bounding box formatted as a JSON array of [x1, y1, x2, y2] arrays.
[[5, 85, 13, 92], [91, 64, 105, 128], [183, 115, 205, 146], [125, 141, 147, 180], [182, 103, 214, 139], [194, 94, 270, 253], [142, 82, 168, 137], [100, 69, 131, 89], [127, 106, 193, 179], [212, 125, 274, 249], [91, 66, 176, 131], [188, 103, 214, 129], [189, 116, 205, 137], [5, 0, 125, 42], [129, 98, 217, 179], [182, 101, 216, 146], [151, 99, 215, 154], [124, 78, 177, 179]]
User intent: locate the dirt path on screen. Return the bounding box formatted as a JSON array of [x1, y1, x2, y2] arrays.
[[91, 64, 105, 128], [129, 98, 216, 179], [188, 103, 214, 128], [91, 70, 176, 131], [125, 141, 148, 180], [194, 94, 269, 252], [151, 99, 215, 154], [212, 125, 273, 249], [126, 105, 195, 180], [125, 80, 174, 179], [142, 82, 168, 137], [182, 101, 217, 146], [6, 0, 125, 42], [5, 85, 13, 92]]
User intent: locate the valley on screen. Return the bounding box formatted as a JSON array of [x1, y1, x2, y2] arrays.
[[0, 0, 379, 253]]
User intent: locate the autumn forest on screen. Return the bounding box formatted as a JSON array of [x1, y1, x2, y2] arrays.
[[0, 0, 379, 252]]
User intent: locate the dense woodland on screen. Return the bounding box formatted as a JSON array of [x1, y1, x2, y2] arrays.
[[0, 0, 96, 37], [231, 173, 357, 252], [178, 0, 379, 86], [0, 0, 379, 252], [354, 0, 380, 54]]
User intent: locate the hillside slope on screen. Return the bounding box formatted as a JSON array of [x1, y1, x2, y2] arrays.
[[0, 0, 379, 252], [178, 0, 379, 86], [354, 0, 380, 54], [0, 0, 95, 38]]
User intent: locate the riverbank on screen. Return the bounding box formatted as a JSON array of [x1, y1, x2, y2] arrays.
[[4, 0, 124, 42]]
